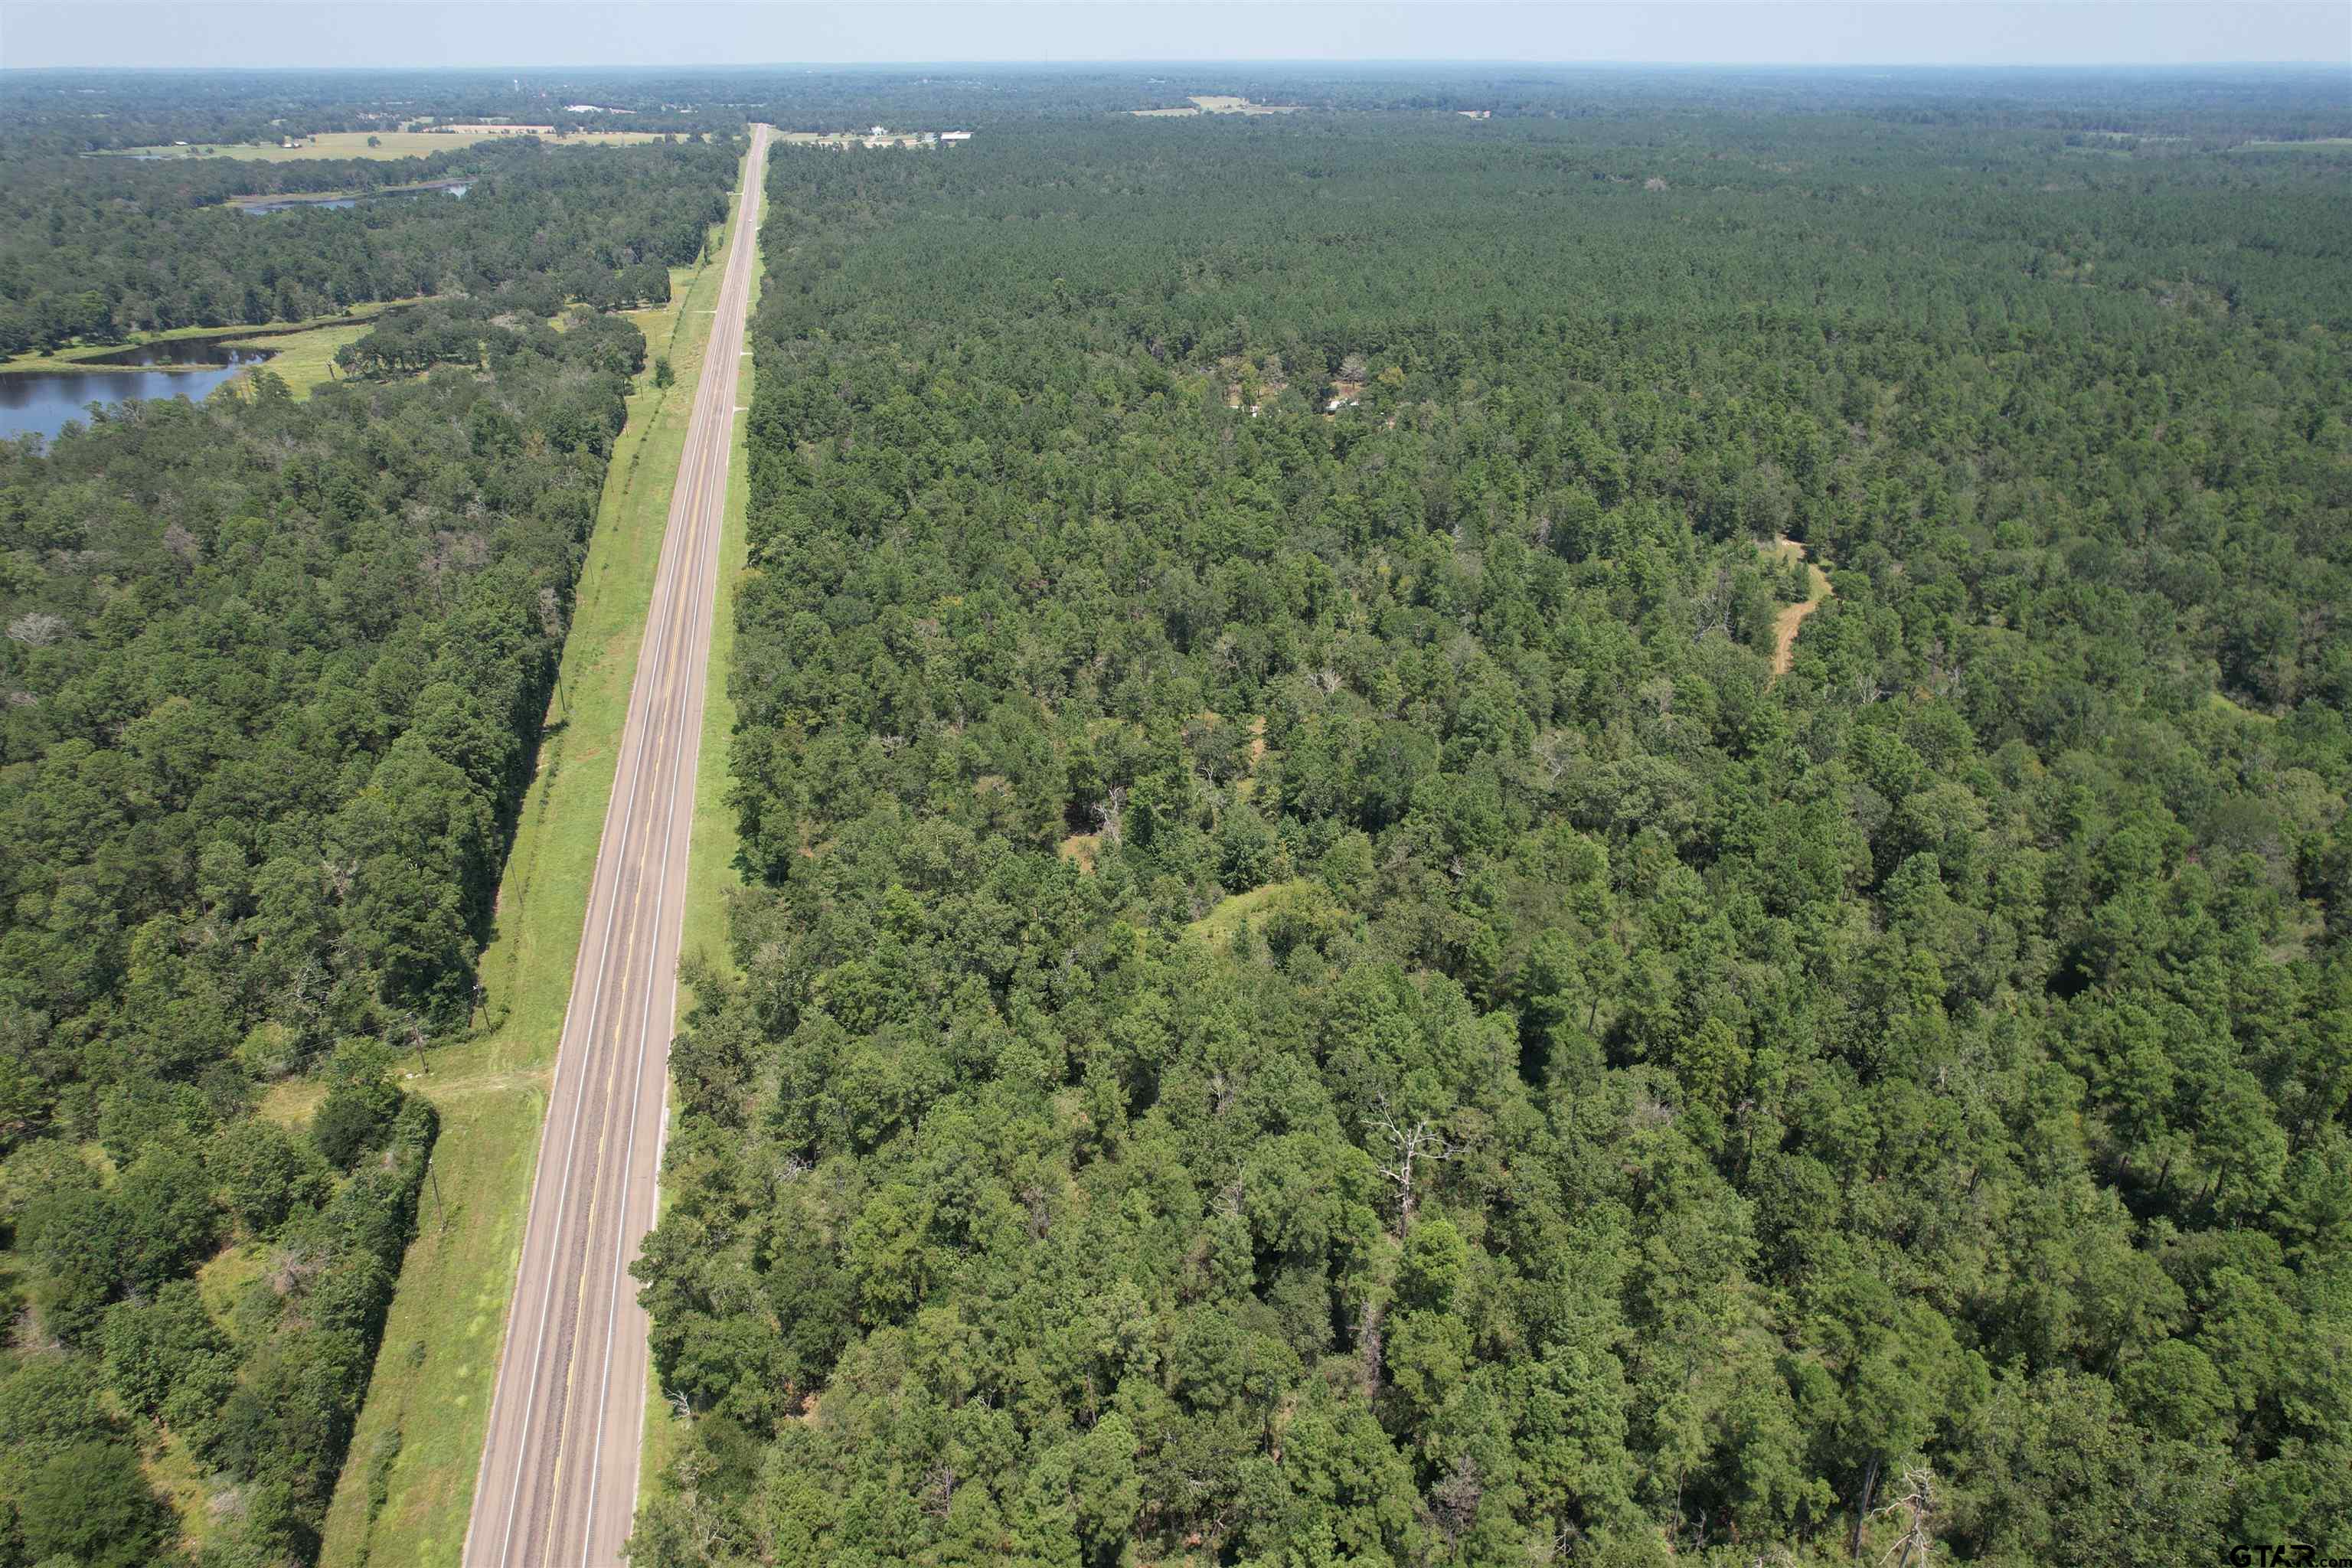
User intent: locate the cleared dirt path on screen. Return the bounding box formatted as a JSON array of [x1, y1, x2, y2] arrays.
[[1767, 535, 1834, 678]]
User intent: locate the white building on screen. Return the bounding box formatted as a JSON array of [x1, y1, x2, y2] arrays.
[[940, 130, 973, 142]]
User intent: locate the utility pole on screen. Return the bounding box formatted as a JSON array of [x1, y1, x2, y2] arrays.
[[405, 1011, 430, 1076]]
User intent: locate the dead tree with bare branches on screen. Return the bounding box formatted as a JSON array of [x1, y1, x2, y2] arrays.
[[1870, 1467, 1936, 1568], [1369, 1094, 1457, 1241]]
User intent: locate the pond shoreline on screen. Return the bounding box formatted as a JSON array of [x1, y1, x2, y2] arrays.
[[1, 302, 426, 442], [0, 299, 418, 376], [232, 178, 472, 214]]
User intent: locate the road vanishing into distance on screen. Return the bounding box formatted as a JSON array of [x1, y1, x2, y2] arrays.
[[464, 123, 767, 1568]]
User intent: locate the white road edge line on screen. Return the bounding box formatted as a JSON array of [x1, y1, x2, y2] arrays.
[[466, 126, 765, 1568], [600, 122, 760, 1566]]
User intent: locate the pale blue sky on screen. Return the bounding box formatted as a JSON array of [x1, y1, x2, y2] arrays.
[[2, 1, 2345, 70]]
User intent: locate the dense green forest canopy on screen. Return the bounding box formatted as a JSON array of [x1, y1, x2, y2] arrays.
[[18, 60, 2336, 357], [0, 135, 733, 354], [0, 133, 734, 1567], [633, 82, 2352, 1568]]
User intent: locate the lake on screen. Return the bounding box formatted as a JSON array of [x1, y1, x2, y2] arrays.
[[0, 341, 275, 444], [237, 181, 469, 215]]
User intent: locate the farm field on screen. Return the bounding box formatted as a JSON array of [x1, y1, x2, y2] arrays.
[[1133, 93, 1302, 116], [114, 128, 668, 160], [2235, 136, 2352, 152]]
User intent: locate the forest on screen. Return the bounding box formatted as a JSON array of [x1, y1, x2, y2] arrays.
[[0, 140, 733, 1566], [631, 89, 2352, 1566], [0, 135, 733, 354]]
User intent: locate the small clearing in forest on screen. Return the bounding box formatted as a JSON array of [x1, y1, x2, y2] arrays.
[[1133, 96, 1303, 116], [1765, 536, 1834, 678]]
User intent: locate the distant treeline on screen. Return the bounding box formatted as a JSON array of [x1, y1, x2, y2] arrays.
[[0, 69, 743, 152], [5, 63, 2347, 152], [0, 136, 733, 354]]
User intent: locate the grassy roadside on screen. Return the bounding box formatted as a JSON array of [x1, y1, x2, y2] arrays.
[[313, 146, 750, 1568], [637, 188, 764, 1496]]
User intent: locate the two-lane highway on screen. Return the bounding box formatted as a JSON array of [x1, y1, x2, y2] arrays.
[[464, 122, 768, 1568]]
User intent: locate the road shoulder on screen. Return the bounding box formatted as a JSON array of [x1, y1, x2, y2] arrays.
[[313, 139, 755, 1568], [635, 151, 766, 1504]]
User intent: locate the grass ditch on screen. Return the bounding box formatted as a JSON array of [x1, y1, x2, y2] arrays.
[[313, 145, 751, 1568], [636, 194, 763, 1498]]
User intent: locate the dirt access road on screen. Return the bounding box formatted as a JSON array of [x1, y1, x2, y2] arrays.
[[462, 123, 766, 1568], [1766, 535, 1834, 678]]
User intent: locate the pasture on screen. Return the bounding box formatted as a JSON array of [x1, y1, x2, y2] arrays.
[[116, 128, 669, 161]]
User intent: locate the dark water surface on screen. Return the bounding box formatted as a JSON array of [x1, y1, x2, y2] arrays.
[[77, 338, 276, 368], [237, 181, 469, 215], [0, 344, 274, 443]]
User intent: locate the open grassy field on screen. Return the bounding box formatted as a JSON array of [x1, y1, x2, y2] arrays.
[[620, 260, 710, 362], [1134, 94, 1303, 116], [114, 129, 668, 161], [223, 260, 701, 400], [312, 145, 750, 1568], [0, 298, 419, 377], [1188, 878, 1321, 945], [2235, 137, 2352, 155], [223, 319, 375, 397]]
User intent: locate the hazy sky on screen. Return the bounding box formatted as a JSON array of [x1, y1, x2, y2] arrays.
[[2, 1, 2345, 70]]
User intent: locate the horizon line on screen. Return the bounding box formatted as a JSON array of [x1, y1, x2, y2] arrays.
[[6, 58, 2347, 74]]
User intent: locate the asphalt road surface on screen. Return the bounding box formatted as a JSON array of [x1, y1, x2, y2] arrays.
[[463, 123, 767, 1568]]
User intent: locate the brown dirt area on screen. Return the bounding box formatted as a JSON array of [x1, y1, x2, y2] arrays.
[[1765, 536, 1834, 678]]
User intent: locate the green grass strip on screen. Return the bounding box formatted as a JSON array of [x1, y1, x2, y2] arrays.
[[313, 143, 753, 1568]]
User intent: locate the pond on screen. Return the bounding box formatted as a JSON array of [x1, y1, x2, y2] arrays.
[[0, 342, 275, 444], [237, 181, 469, 215], [77, 337, 277, 368]]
